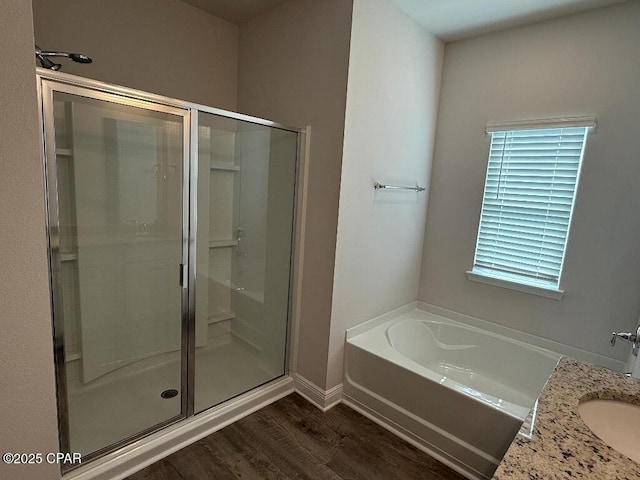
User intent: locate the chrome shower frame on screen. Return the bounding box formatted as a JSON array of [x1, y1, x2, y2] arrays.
[[36, 68, 306, 474]]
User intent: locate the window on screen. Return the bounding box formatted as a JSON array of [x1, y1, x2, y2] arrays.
[[467, 116, 595, 298]]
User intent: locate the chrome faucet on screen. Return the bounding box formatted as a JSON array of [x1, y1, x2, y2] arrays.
[[611, 325, 640, 356]]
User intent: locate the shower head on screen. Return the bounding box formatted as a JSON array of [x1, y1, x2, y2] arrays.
[[69, 53, 92, 64], [35, 44, 92, 70]]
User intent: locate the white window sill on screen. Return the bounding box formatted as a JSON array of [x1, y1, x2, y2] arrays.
[[465, 270, 564, 300]]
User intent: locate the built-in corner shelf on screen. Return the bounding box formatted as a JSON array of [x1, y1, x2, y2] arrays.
[[210, 162, 240, 172], [60, 252, 78, 262], [208, 311, 236, 324], [56, 148, 73, 156], [209, 239, 239, 249]]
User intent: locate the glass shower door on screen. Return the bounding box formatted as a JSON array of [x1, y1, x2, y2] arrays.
[[194, 112, 297, 412], [44, 84, 188, 457]]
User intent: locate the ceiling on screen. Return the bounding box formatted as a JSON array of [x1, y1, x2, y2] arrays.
[[391, 0, 630, 41], [182, 0, 629, 40], [181, 0, 289, 24]]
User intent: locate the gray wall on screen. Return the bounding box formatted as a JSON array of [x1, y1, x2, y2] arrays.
[[238, 0, 353, 389], [0, 2, 61, 479], [24, 0, 351, 416], [329, 0, 444, 389], [32, 0, 238, 110], [2, 0, 352, 470], [0, 2, 239, 477], [419, 1, 640, 366]]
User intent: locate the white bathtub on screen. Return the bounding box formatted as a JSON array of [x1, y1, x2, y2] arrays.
[[343, 309, 561, 480]]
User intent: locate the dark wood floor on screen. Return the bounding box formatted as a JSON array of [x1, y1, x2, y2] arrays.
[[127, 393, 466, 480]]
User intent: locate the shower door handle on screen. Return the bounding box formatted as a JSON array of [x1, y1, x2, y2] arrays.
[[179, 263, 187, 288]]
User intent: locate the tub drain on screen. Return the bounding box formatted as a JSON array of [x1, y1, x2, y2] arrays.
[[160, 389, 179, 399]]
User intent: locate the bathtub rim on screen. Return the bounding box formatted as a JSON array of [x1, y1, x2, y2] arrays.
[[347, 306, 562, 364], [346, 301, 626, 373], [347, 312, 559, 421], [384, 317, 560, 413], [344, 330, 525, 480], [343, 302, 625, 480], [384, 316, 562, 362]]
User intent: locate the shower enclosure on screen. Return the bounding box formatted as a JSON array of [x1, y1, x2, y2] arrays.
[[38, 70, 300, 469]]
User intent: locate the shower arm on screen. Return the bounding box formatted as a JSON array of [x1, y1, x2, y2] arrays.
[[40, 51, 73, 58], [38, 51, 92, 63], [35, 45, 92, 67], [39, 51, 78, 59]]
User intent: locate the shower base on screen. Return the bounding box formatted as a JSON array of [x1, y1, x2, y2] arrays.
[[66, 333, 276, 455]]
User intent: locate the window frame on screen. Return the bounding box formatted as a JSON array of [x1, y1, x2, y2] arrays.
[[466, 116, 596, 300]]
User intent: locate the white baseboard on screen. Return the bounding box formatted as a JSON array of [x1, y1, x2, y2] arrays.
[[293, 373, 342, 412]]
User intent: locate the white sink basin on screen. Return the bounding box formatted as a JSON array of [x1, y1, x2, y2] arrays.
[[578, 399, 640, 463]]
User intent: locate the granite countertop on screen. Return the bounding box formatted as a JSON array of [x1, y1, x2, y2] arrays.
[[493, 356, 640, 480]]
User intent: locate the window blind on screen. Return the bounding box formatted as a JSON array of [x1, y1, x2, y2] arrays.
[[471, 125, 589, 289]]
